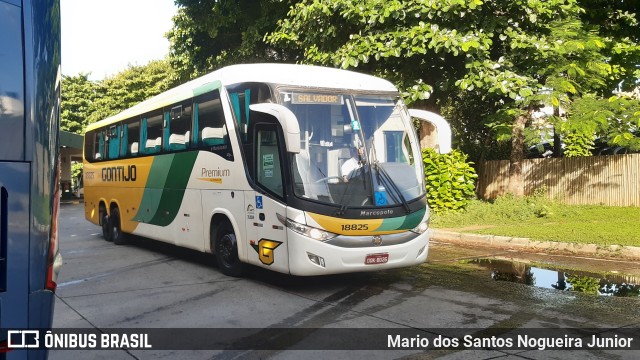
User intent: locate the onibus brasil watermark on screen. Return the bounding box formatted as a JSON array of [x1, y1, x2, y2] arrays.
[[6, 330, 151, 350]]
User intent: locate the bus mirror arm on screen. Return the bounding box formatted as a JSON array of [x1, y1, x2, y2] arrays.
[[408, 109, 452, 154], [250, 103, 301, 154]]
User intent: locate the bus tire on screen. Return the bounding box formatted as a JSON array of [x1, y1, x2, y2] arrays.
[[215, 222, 244, 277], [100, 206, 112, 242], [110, 207, 127, 245]]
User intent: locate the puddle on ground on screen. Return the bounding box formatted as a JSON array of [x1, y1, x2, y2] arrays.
[[466, 258, 640, 297]]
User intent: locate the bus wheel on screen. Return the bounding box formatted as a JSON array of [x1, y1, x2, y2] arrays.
[[101, 207, 112, 242], [215, 223, 243, 277], [110, 207, 127, 245]]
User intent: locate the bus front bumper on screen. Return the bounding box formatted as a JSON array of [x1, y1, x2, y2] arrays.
[[287, 229, 430, 276]]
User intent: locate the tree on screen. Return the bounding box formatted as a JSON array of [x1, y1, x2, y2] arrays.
[[85, 60, 177, 125], [562, 94, 640, 156], [555, 0, 640, 157], [61, 73, 98, 134], [268, 0, 479, 104], [440, 91, 511, 164], [579, 0, 640, 90], [167, 0, 299, 83], [267, 0, 640, 195]]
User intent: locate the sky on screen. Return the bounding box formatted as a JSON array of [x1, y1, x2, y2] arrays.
[[61, 0, 178, 80]]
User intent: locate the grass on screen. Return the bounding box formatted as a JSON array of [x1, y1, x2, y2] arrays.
[[431, 195, 640, 247]]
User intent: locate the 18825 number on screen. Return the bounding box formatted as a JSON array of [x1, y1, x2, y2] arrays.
[[341, 224, 369, 231]]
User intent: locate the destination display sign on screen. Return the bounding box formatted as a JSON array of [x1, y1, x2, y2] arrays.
[[291, 93, 343, 105]]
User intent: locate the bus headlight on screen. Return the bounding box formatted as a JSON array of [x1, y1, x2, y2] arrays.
[[411, 218, 430, 234], [278, 214, 337, 241]]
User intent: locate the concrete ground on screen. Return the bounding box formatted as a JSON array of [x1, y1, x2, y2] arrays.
[[50, 203, 640, 359]]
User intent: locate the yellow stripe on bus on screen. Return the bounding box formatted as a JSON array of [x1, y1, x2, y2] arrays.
[[84, 157, 155, 233], [308, 212, 406, 235], [197, 177, 223, 184]]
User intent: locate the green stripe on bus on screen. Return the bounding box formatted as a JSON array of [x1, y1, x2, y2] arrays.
[[193, 80, 222, 97], [399, 207, 426, 229], [375, 216, 406, 232], [148, 152, 198, 226], [133, 155, 175, 223], [374, 207, 425, 232]]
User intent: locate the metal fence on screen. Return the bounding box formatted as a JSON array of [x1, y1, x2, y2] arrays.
[[476, 153, 640, 207]]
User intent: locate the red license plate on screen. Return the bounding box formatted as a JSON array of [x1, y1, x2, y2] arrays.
[[365, 253, 389, 265]]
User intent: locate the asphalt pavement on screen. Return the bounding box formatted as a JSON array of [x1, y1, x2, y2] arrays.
[[50, 202, 640, 359]]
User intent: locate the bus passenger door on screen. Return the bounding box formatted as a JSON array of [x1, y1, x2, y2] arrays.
[[244, 124, 289, 273]]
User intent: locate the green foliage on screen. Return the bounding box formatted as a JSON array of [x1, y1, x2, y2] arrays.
[[61, 60, 178, 135], [71, 162, 83, 180], [268, 0, 505, 105], [165, 0, 640, 170], [432, 191, 559, 227], [422, 148, 477, 213], [497, 193, 555, 220], [265, 0, 640, 178], [579, 0, 640, 92], [167, 0, 297, 82], [562, 132, 595, 157], [563, 94, 640, 153], [432, 198, 640, 247], [164, 0, 640, 170], [439, 92, 512, 163], [267, 0, 633, 105], [567, 275, 601, 295], [486, 108, 527, 143], [85, 60, 177, 125], [61, 74, 98, 134]]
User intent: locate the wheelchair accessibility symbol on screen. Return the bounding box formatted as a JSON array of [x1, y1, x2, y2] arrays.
[[374, 191, 387, 206]]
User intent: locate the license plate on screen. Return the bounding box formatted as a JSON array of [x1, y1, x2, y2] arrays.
[[365, 253, 389, 265]]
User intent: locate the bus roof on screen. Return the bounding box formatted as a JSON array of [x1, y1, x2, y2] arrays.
[[85, 63, 398, 132]]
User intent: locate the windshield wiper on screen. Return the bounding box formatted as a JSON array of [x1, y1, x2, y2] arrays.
[[373, 161, 411, 214], [335, 158, 369, 216]]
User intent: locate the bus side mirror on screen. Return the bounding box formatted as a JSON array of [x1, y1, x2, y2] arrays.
[[250, 103, 301, 154], [408, 109, 452, 154]]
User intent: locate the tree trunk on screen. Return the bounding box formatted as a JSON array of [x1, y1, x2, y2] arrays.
[[507, 109, 530, 197], [418, 121, 437, 150]]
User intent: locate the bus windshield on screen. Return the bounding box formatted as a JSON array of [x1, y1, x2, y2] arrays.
[[281, 91, 425, 209]]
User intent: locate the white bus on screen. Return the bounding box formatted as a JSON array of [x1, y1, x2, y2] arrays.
[[83, 63, 444, 276]]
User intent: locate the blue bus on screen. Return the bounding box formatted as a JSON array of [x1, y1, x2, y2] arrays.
[[0, 0, 62, 358]]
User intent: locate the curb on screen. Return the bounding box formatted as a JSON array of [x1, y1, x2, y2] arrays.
[[430, 229, 640, 261]]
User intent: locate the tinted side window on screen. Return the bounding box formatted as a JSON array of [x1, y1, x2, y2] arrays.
[[97, 131, 104, 160], [84, 130, 95, 161], [227, 83, 272, 145], [141, 111, 163, 155], [108, 125, 120, 159], [125, 118, 141, 156], [166, 101, 192, 151], [83, 129, 106, 161], [195, 91, 226, 146], [194, 90, 233, 160]]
